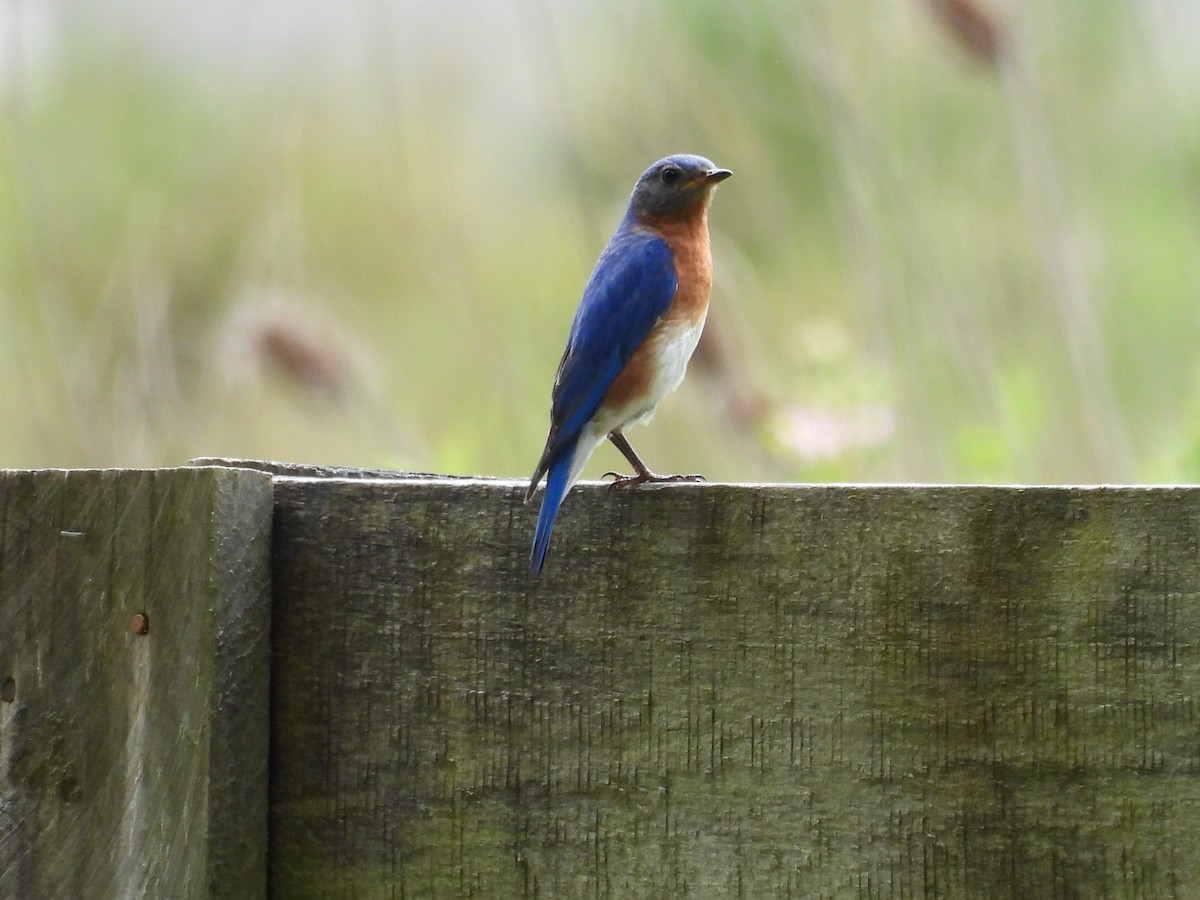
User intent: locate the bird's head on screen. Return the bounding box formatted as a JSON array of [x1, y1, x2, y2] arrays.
[[628, 154, 732, 221]]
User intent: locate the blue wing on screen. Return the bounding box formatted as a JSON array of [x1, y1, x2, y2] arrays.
[[530, 228, 677, 484]]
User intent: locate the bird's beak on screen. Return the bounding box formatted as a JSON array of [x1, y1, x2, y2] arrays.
[[682, 168, 733, 190]]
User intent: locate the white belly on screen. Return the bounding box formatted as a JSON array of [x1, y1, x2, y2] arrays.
[[627, 312, 707, 428]]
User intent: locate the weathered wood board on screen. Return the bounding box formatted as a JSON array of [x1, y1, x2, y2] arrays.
[[267, 477, 1200, 898], [0, 467, 274, 900]]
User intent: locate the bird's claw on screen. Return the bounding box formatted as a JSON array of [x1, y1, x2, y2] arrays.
[[605, 472, 705, 490]]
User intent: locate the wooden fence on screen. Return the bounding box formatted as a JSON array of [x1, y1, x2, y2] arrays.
[[3, 460, 1200, 898]]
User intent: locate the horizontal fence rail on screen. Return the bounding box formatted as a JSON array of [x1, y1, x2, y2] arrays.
[[4, 461, 1200, 897]]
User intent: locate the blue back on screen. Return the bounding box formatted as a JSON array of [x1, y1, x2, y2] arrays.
[[540, 226, 677, 466]]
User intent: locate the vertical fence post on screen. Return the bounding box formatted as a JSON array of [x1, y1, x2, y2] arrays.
[[0, 467, 273, 900]]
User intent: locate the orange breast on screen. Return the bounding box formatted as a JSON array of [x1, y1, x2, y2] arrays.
[[602, 332, 660, 414], [646, 207, 713, 328], [600, 206, 713, 417]]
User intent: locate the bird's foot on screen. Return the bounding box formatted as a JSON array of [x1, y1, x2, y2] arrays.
[[602, 471, 706, 490]]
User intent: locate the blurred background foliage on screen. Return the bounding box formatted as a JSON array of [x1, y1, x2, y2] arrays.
[[2, 0, 1199, 484]]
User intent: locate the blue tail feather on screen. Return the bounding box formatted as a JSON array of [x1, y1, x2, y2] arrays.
[[530, 450, 574, 576]]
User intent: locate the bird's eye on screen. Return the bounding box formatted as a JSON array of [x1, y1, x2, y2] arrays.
[[660, 166, 681, 186]]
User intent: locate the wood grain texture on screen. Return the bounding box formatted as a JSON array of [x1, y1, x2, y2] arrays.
[[0, 466, 274, 900], [268, 478, 1200, 898]]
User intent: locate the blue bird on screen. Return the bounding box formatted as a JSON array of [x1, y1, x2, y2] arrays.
[[526, 154, 732, 575]]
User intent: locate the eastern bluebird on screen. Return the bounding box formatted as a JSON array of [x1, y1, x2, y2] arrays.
[[526, 154, 732, 575]]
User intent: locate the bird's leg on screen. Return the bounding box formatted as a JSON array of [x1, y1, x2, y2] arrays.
[[603, 431, 705, 489]]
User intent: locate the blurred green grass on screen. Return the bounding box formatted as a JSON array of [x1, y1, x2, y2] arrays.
[[2, 2, 1198, 483]]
